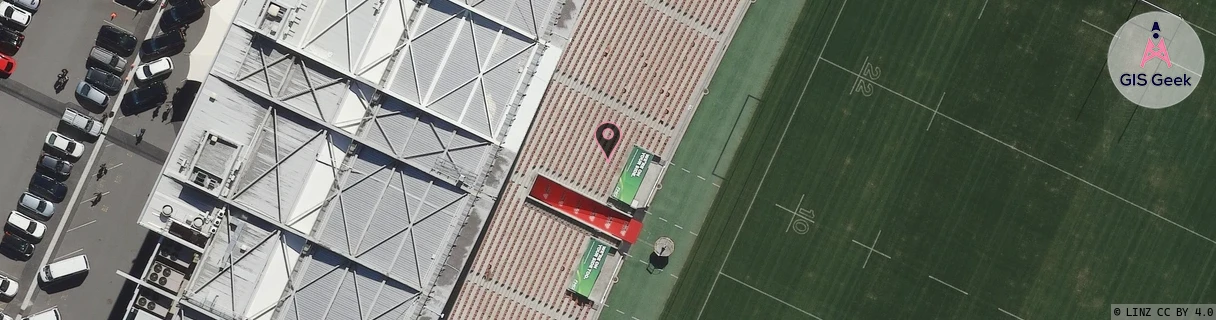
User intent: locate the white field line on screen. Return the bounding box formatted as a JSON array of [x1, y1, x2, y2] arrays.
[[818, 56, 1216, 246], [1081, 19, 1116, 38], [998, 307, 1026, 320], [978, 0, 987, 19], [1139, 0, 1216, 37], [928, 275, 969, 295], [694, 0, 850, 318], [926, 92, 944, 131], [849, 240, 891, 259], [720, 273, 823, 320]]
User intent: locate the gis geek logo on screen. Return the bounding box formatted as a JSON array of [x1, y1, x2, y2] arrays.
[[1107, 12, 1205, 109], [1119, 22, 1192, 87]]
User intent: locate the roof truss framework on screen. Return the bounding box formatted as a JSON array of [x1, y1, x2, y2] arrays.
[[229, 106, 343, 226], [385, 0, 546, 140], [277, 248, 421, 320], [186, 215, 285, 319], [236, 35, 352, 122], [361, 99, 495, 184], [314, 148, 471, 291]]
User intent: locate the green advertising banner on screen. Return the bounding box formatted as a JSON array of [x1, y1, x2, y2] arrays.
[[611, 146, 652, 206], [569, 239, 609, 297]]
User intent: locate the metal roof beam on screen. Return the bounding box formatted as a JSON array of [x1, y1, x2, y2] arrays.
[[211, 72, 484, 197], [231, 22, 500, 144], [163, 173, 422, 294]]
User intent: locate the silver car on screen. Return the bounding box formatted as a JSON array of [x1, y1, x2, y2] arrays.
[[75, 81, 108, 107], [17, 192, 53, 220]]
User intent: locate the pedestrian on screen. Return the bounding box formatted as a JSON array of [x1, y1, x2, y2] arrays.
[[91, 192, 104, 206], [136, 128, 146, 144], [98, 163, 108, 178]]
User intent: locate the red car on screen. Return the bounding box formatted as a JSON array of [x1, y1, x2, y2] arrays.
[[0, 53, 13, 77]]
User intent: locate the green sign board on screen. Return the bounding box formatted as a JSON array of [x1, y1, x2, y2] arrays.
[[569, 238, 610, 297], [611, 146, 653, 206]]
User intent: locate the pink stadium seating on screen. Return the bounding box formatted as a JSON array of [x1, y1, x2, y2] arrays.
[[448, 0, 741, 319]]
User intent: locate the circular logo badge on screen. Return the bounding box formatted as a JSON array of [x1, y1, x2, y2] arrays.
[[1107, 12, 1204, 109]]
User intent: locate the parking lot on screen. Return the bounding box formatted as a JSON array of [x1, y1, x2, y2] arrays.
[[0, 0, 220, 316]]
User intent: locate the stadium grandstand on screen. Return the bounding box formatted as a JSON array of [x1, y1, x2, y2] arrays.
[[447, 0, 749, 318], [117, 0, 570, 319]]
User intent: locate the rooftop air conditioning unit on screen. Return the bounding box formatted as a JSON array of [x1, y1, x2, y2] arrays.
[[266, 3, 284, 20]]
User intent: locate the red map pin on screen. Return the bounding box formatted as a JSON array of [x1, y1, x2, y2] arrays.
[[595, 122, 620, 161]]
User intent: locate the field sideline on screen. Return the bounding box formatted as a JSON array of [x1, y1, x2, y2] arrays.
[[661, 0, 1216, 319]]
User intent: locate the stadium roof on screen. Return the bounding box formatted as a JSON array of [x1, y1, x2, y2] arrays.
[[132, 0, 564, 318]]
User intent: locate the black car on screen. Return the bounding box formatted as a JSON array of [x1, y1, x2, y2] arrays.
[[140, 29, 185, 59], [97, 25, 137, 57], [84, 67, 122, 95], [0, 232, 32, 259], [35, 154, 71, 180], [29, 173, 66, 203], [159, 0, 204, 32], [0, 27, 21, 55], [121, 82, 167, 113]]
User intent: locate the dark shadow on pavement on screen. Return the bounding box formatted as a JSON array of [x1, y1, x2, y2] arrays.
[[55, 122, 102, 144], [169, 80, 198, 122], [73, 95, 108, 114], [105, 232, 159, 320], [38, 273, 87, 294], [0, 248, 30, 262]]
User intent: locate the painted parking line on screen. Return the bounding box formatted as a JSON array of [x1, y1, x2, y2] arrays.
[[64, 220, 97, 233], [51, 248, 84, 262]]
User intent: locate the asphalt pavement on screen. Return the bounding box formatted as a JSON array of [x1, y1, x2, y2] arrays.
[[0, 0, 210, 317]]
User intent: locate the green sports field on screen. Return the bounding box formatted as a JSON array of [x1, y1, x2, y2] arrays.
[[660, 0, 1216, 319]]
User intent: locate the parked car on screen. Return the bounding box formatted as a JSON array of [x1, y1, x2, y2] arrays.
[[39, 256, 88, 283], [28, 173, 66, 203], [87, 46, 126, 73], [134, 57, 172, 84], [0, 52, 12, 77], [0, 275, 16, 299], [36, 154, 71, 180], [43, 131, 83, 159], [0, 2, 30, 31], [159, 0, 204, 31], [5, 211, 44, 242], [0, 232, 33, 259], [60, 108, 102, 138], [97, 25, 136, 57], [121, 82, 167, 113], [6, 0, 37, 13], [0, 26, 22, 55], [17, 192, 53, 220], [140, 29, 184, 59], [75, 81, 108, 107], [84, 67, 122, 95]]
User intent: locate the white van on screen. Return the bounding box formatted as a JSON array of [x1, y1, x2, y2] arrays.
[[38, 255, 88, 283], [20, 307, 58, 320]]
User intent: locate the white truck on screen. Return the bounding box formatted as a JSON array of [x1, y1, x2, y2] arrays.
[[60, 108, 101, 138]]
